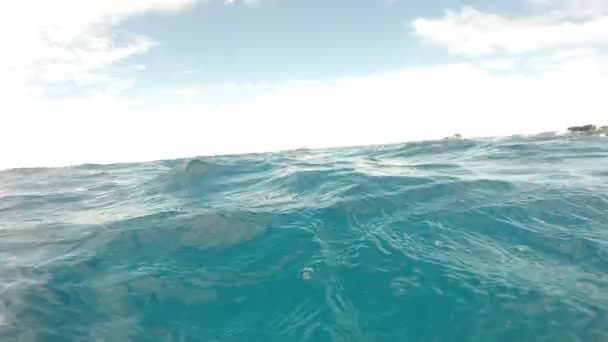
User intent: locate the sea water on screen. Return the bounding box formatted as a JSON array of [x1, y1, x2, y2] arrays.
[[1, 134, 607, 341]]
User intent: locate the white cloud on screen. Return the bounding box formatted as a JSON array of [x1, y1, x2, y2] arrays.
[[135, 64, 148, 71], [412, 6, 608, 56], [172, 81, 279, 103], [527, 48, 603, 73], [478, 58, 517, 71], [529, 0, 608, 18], [175, 86, 208, 98], [0, 0, 198, 97], [224, 0, 258, 7], [2, 56, 606, 169]]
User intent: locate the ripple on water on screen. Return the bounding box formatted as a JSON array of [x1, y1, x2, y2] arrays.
[[1, 134, 608, 341]]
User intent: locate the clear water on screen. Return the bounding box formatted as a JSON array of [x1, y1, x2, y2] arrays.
[[1, 134, 608, 341]]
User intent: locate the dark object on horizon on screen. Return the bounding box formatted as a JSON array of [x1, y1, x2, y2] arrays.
[[568, 125, 597, 133], [443, 133, 463, 140]]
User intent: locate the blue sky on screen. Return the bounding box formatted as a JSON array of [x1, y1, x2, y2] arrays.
[[97, 0, 531, 85], [1, 0, 608, 168]]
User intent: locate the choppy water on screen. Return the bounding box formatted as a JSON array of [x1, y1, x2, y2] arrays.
[[1, 134, 608, 341]]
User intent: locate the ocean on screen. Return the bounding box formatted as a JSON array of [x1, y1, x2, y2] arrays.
[[1, 134, 607, 341]]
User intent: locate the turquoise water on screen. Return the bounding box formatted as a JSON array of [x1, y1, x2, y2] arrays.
[[1, 134, 608, 341]]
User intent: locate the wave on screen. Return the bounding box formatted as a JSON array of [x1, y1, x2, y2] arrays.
[[1, 134, 607, 340]]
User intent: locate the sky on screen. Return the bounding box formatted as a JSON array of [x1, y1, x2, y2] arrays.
[[1, 0, 607, 169]]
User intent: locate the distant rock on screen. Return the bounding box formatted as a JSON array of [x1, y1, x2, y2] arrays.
[[566, 124, 608, 135], [567, 124, 596, 133], [443, 133, 463, 140]]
